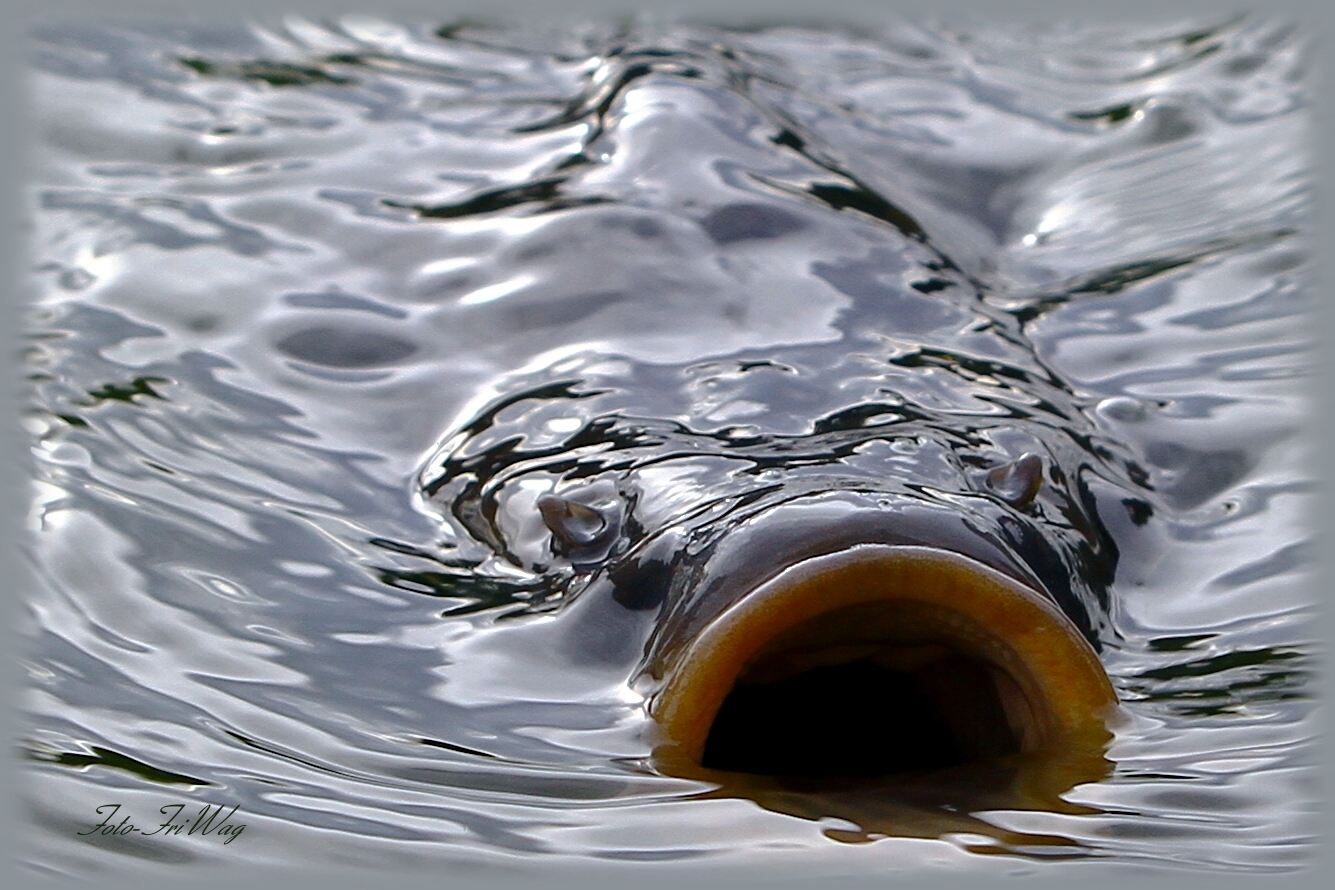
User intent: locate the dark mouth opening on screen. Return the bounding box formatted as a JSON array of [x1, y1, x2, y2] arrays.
[[650, 546, 1117, 787], [701, 649, 1021, 778]]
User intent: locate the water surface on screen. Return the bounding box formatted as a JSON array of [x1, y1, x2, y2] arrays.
[[20, 12, 1316, 877]]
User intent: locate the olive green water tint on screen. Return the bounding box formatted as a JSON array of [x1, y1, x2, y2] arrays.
[[650, 546, 1118, 784]]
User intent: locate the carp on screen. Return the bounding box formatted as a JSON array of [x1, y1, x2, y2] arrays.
[[412, 76, 1146, 838]]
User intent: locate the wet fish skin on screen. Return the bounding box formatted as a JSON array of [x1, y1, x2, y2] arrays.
[[418, 239, 1147, 664]]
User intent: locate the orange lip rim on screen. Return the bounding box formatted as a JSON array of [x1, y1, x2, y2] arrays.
[[649, 544, 1118, 771]]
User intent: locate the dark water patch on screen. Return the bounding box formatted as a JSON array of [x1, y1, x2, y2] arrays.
[[1071, 103, 1138, 126], [319, 189, 430, 222], [959, 839, 1088, 859], [1011, 230, 1300, 322], [910, 278, 954, 294], [1099, 821, 1222, 841], [701, 202, 807, 243], [26, 744, 211, 787], [1145, 788, 1259, 813], [419, 737, 505, 760], [1122, 497, 1153, 526], [1142, 442, 1251, 511], [803, 181, 924, 240], [79, 376, 171, 406], [510, 49, 713, 134], [809, 403, 909, 435], [179, 57, 353, 86], [1149, 633, 1216, 652], [274, 327, 417, 368], [1136, 646, 1304, 682], [375, 567, 543, 616], [186, 315, 222, 332], [1124, 646, 1310, 717], [221, 729, 375, 785], [386, 178, 581, 220]]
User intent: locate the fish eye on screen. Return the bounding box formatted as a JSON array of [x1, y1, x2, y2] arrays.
[[984, 452, 1045, 509], [538, 495, 607, 548], [536, 487, 623, 565]]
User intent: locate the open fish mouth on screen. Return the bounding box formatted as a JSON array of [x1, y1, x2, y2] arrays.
[[649, 545, 1118, 781]]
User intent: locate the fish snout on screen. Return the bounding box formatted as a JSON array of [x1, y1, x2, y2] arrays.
[[649, 545, 1117, 781]]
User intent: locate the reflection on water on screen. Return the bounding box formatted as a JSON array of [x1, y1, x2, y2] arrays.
[[21, 11, 1315, 877]]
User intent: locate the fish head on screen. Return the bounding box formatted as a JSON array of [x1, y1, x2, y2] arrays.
[[419, 348, 1133, 796]]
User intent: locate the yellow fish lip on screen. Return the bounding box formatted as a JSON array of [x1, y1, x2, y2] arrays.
[[649, 544, 1119, 777]]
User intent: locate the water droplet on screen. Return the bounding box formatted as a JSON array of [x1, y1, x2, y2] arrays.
[[1096, 396, 1149, 422]]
